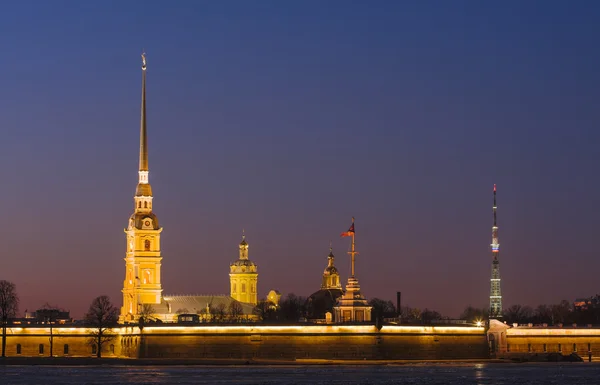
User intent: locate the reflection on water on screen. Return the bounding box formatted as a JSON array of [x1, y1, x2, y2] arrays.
[[2, 363, 600, 384]]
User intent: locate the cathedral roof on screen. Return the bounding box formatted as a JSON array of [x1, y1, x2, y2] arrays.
[[155, 295, 255, 316], [306, 288, 344, 319], [129, 212, 160, 230], [231, 259, 256, 267]]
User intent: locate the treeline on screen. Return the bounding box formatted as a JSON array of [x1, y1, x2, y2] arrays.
[[499, 301, 600, 325]]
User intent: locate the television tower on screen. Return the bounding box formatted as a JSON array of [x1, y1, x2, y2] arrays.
[[489, 184, 502, 319]]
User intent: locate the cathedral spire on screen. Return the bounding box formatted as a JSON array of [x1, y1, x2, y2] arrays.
[[134, 52, 152, 202], [489, 184, 502, 319], [139, 52, 148, 176]]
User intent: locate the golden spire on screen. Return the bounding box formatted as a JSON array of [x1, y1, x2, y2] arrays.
[[139, 52, 148, 174]]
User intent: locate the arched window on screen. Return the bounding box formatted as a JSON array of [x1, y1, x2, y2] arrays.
[[144, 201, 148, 208], [144, 239, 150, 251], [242, 283, 246, 293], [16, 344, 21, 354], [64, 344, 69, 355], [138, 201, 142, 208], [39, 344, 44, 355]]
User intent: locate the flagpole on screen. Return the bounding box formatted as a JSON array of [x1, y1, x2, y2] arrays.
[[350, 217, 355, 277]]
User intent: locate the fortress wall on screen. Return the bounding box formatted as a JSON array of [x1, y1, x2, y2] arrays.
[[2, 324, 489, 360], [1, 327, 136, 358], [139, 324, 489, 360], [505, 328, 600, 356]]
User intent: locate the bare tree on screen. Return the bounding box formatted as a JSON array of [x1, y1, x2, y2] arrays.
[[138, 304, 155, 326], [228, 300, 244, 322], [211, 303, 227, 323], [0, 280, 19, 358], [253, 300, 277, 322], [85, 296, 118, 358]]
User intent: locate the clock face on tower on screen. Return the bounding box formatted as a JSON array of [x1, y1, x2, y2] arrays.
[[142, 218, 153, 229], [144, 221, 150, 227]]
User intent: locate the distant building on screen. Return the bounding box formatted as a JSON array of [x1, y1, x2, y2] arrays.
[[306, 246, 344, 319], [21, 308, 72, 324]]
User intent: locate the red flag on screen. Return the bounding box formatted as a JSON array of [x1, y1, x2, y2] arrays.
[[340, 222, 355, 237]]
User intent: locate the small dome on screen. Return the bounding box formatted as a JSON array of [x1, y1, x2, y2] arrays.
[[135, 183, 153, 197], [231, 259, 256, 267], [324, 265, 338, 275]]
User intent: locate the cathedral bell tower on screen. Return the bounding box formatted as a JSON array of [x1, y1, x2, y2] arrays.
[[229, 233, 258, 305], [321, 246, 342, 290], [121, 53, 163, 323]]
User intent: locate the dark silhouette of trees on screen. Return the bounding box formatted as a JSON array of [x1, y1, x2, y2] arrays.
[[253, 300, 278, 322], [228, 300, 244, 321], [279, 294, 307, 322], [0, 280, 19, 358], [138, 304, 155, 326], [460, 306, 488, 322], [421, 309, 443, 323], [85, 295, 118, 358], [369, 298, 396, 324]]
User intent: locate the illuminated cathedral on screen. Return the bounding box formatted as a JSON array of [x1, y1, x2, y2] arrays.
[[119, 54, 371, 324], [119, 55, 258, 323]]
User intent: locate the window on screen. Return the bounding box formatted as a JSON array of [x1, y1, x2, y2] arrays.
[[110, 344, 115, 354], [64, 344, 69, 355], [251, 283, 256, 293], [92, 345, 97, 355], [144, 202, 147, 208], [241, 283, 246, 293], [144, 239, 150, 251], [39, 344, 44, 355], [16, 344, 21, 355], [138, 202, 142, 208]]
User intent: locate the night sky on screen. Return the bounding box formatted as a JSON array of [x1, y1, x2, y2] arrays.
[[1, 1, 599, 319]]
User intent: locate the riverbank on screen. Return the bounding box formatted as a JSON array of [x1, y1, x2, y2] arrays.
[[0, 357, 526, 366]]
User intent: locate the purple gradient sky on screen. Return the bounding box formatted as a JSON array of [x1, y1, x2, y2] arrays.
[[1, 1, 599, 318]]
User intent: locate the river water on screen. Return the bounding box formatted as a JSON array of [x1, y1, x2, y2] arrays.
[[1, 363, 600, 384]]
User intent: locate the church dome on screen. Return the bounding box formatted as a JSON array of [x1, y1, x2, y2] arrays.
[[323, 265, 339, 275], [231, 259, 256, 267]]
